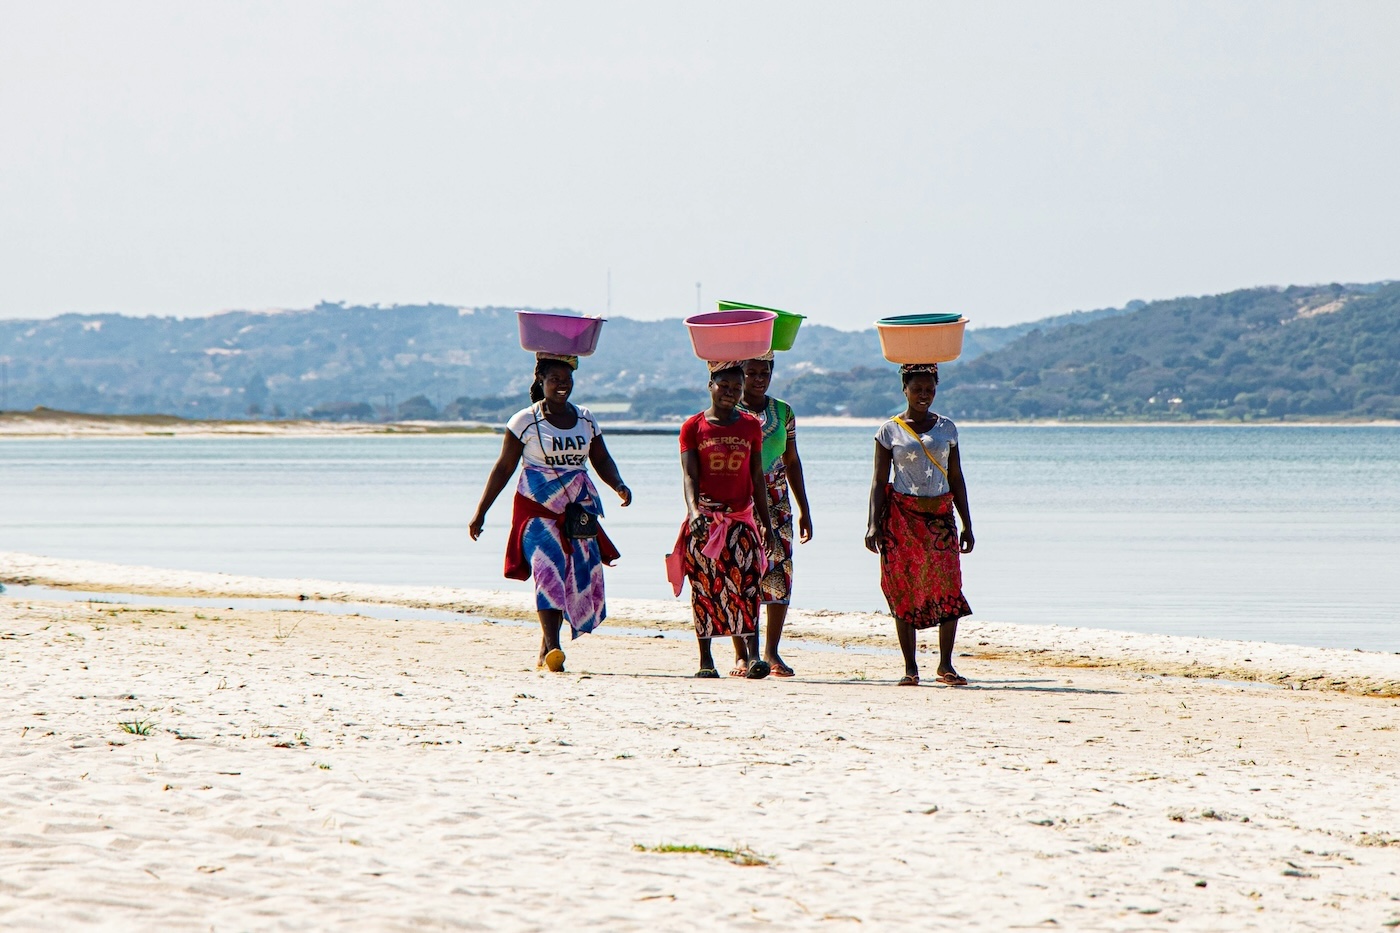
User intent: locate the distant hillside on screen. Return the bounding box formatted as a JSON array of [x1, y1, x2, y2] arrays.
[[0, 299, 1131, 421], [2, 285, 1394, 421], [947, 283, 1400, 420]]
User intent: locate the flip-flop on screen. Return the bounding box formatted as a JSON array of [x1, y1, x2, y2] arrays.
[[935, 671, 968, 686], [769, 660, 795, 678], [746, 660, 771, 680], [897, 674, 920, 687], [729, 664, 750, 678], [694, 668, 720, 679], [544, 648, 566, 673]]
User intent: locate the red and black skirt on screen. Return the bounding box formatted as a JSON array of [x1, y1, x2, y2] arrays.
[[878, 487, 972, 630]]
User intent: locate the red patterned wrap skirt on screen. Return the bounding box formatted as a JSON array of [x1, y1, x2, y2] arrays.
[[878, 487, 972, 630]]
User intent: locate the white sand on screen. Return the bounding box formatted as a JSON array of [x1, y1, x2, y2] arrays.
[[2, 556, 1400, 929], [2, 588, 1400, 930]]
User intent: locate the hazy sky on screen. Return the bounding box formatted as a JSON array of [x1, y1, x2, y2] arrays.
[[2, 2, 1398, 329]]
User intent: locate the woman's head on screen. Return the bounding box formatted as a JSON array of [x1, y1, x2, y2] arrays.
[[530, 356, 575, 406], [742, 355, 774, 400], [900, 363, 939, 414], [708, 364, 744, 412]]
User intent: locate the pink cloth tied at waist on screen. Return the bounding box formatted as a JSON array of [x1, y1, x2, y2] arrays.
[[665, 503, 769, 597]]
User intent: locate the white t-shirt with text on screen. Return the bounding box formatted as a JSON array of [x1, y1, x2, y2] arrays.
[[506, 403, 601, 472]]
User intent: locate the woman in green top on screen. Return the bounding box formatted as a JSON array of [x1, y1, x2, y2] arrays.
[[732, 352, 814, 677]]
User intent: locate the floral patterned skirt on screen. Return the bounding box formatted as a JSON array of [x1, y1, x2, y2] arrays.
[[758, 464, 794, 605], [878, 488, 972, 630], [684, 519, 763, 639]]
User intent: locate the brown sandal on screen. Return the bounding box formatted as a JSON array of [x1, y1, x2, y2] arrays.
[[897, 674, 920, 686]]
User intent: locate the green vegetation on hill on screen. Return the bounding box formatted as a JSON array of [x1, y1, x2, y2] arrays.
[[946, 283, 1400, 420], [1, 283, 1394, 421]]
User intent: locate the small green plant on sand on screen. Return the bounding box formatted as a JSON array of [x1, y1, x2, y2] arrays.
[[119, 718, 156, 736], [633, 843, 771, 867]]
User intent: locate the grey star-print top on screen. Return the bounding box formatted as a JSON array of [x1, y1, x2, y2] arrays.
[[875, 414, 958, 497]]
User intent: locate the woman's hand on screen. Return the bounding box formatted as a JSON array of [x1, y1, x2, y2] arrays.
[[687, 512, 709, 539], [469, 512, 487, 541], [959, 527, 975, 554], [797, 512, 813, 544], [864, 525, 881, 554], [615, 483, 632, 507], [765, 526, 782, 562]]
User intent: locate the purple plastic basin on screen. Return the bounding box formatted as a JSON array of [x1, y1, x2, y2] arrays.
[[683, 309, 778, 361], [516, 311, 606, 356]]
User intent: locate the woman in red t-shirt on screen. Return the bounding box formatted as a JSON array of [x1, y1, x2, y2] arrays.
[[666, 363, 780, 679]]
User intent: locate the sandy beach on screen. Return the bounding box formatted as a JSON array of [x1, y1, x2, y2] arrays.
[[2, 557, 1399, 930]]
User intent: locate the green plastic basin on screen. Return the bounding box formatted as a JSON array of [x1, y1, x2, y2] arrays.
[[717, 300, 805, 351], [877, 313, 964, 326]]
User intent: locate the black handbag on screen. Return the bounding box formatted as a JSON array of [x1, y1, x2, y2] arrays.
[[563, 501, 598, 539], [533, 406, 599, 539]]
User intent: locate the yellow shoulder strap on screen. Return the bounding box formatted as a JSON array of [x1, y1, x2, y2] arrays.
[[892, 416, 949, 482]]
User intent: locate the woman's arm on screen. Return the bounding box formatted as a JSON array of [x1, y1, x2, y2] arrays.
[[864, 441, 892, 553], [781, 435, 813, 543], [948, 444, 974, 553], [681, 449, 706, 538], [469, 432, 525, 540], [588, 435, 632, 506]]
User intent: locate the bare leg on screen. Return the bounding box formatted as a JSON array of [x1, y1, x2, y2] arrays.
[[936, 619, 960, 678], [697, 637, 717, 673], [763, 603, 789, 667], [730, 634, 748, 665], [537, 610, 564, 667], [895, 617, 919, 680]]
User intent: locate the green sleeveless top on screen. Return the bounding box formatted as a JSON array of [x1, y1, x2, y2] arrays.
[[737, 396, 796, 473]]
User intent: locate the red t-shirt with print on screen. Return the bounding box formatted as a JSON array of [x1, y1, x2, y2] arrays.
[[679, 411, 762, 512]]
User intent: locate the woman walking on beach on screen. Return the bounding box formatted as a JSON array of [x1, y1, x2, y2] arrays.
[[470, 353, 632, 672], [865, 363, 974, 686], [733, 352, 813, 677], [666, 363, 780, 680]]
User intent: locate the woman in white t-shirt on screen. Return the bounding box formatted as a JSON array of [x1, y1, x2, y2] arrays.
[[469, 353, 632, 672], [864, 362, 974, 687]]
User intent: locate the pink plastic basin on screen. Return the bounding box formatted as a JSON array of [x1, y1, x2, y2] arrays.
[[516, 311, 606, 356], [683, 309, 778, 361]]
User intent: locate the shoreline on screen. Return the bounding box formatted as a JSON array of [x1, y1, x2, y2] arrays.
[[3, 408, 1399, 437], [4, 551, 1397, 697]]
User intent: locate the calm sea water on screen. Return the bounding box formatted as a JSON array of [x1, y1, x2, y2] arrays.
[[2, 426, 1397, 651]]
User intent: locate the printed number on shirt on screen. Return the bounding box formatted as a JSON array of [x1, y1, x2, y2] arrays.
[[708, 450, 746, 472]]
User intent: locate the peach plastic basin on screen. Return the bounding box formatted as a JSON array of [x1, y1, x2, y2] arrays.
[[684, 309, 778, 361], [876, 318, 968, 364]]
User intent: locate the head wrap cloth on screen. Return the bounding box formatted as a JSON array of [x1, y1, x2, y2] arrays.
[[707, 350, 774, 374], [899, 363, 939, 376], [535, 352, 579, 370]]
